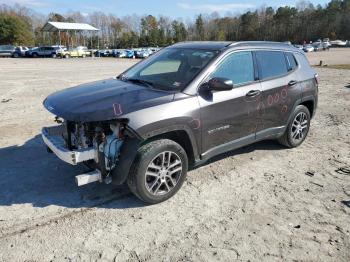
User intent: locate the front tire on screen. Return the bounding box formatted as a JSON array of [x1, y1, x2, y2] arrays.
[[278, 105, 311, 148], [127, 139, 188, 204]]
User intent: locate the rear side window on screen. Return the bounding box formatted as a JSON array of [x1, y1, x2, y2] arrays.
[[256, 51, 288, 80], [210, 51, 255, 86], [285, 52, 297, 71]]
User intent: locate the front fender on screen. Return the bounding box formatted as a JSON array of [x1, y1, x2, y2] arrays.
[[111, 120, 201, 186], [111, 94, 201, 185]]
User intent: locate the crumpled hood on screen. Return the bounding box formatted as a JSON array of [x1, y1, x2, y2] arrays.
[[43, 78, 175, 122]]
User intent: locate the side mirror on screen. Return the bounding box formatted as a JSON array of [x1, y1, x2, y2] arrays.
[[207, 77, 234, 91]]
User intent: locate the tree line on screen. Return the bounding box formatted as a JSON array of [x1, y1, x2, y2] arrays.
[[0, 0, 349, 48]]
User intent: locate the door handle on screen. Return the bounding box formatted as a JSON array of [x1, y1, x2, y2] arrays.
[[288, 80, 298, 86], [246, 90, 261, 97]]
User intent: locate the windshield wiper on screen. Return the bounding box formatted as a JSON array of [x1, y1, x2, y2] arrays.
[[124, 78, 155, 88]]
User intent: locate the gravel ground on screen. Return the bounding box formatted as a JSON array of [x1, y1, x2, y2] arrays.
[[306, 48, 350, 65], [0, 51, 349, 262]]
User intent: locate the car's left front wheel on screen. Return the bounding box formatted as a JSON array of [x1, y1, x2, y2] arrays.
[[127, 139, 188, 204]]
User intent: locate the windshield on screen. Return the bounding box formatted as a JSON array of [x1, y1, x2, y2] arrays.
[[120, 48, 219, 91]]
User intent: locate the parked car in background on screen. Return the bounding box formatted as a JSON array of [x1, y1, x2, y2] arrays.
[[0, 45, 15, 57], [303, 45, 314, 52], [294, 44, 303, 50], [322, 39, 331, 48], [42, 41, 318, 204], [330, 40, 347, 47], [95, 49, 113, 57], [313, 39, 322, 45], [26, 46, 62, 58], [313, 43, 323, 52], [135, 50, 151, 59], [322, 42, 331, 50], [125, 49, 136, 58], [12, 46, 29, 57], [150, 47, 161, 53], [58, 46, 91, 58], [113, 49, 127, 58]]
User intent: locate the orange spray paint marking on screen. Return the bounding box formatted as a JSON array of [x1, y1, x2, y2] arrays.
[[257, 101, 266, 116], [267, 95, 274, 106], [281, 88, 288, 99], [189, 118, 201, 130], [281, 105, 288, 114]]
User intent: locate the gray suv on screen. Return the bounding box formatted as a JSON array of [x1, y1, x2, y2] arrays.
[[42, 41, 318, 204], [27, 46, 61, 58]]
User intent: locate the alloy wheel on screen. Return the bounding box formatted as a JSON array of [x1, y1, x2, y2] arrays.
[[145, 151, 183, 196], [291, 112, 308, 143]]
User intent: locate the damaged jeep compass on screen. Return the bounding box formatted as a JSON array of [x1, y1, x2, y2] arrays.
[[42, 41, 318, 204]]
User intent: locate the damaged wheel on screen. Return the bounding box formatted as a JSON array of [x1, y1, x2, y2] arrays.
[[127, 139, 188, 204]]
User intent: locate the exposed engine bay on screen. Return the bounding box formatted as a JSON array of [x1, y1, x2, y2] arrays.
[[43, 117, 136, 186]]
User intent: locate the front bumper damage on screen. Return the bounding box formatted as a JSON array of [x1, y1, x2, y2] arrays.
[[42, 120, 140, 187], [42, 125, 95, 165], [42, 125, 103, 186]]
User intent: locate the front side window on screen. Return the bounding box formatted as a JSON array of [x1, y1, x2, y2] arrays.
[[210, 51, 255, 86], [120, 48, 219, 91], [256, 51, 288, 80]]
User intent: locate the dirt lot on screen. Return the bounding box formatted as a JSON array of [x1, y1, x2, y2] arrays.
[[0, 50, 349, 261], [306, 48, 350, 66]]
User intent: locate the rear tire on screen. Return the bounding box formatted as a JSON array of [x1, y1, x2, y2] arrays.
[[278, 105, 311, 148], [127, 139, 188, 204]]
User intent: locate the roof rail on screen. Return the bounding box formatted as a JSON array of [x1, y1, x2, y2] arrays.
[[229, 41, 291, 47]]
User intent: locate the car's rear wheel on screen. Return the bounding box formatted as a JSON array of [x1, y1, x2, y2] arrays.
[[278, 105, 311, 148], [127, 139, 188, 204], [64, 54, 70, 59], [51, 53, 57, 58], [13, 53, 19, 58]]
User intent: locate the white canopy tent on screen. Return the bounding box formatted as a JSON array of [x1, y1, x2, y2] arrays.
[[42, 22, 100, 48]]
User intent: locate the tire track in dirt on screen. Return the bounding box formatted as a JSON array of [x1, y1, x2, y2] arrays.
[[0, 191, 133, 240]]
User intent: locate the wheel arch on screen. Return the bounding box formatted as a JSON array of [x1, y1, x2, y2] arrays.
[[299, 99, 315, 118], [141, 129, 196, 167], [111, 125, 199, 186]]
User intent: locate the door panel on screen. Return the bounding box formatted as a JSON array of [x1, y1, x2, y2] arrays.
[[258, 72, 300, 132], [198, 51, 261, 154], [255, 51, 301, 134], [199, 82, 262, 153]]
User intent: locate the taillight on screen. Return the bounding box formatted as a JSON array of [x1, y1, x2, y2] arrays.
[[314, 73, 319, 85]]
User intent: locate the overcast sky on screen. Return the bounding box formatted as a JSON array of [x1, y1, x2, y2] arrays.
[[1, 0, 331, 18]]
